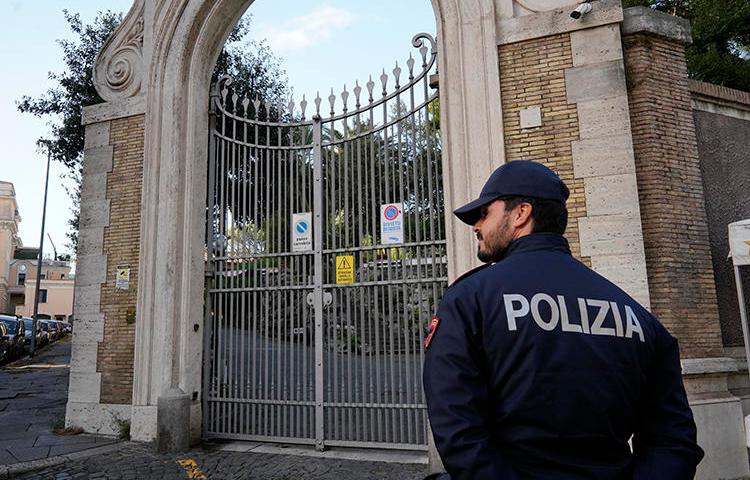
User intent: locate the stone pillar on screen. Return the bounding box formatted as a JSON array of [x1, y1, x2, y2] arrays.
[[622, 7, 750, 479], [65, 96, 145, 436], [496, 0, 650, 305]]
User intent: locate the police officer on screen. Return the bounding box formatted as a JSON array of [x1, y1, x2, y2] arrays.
[[423, 160, 703, 479]]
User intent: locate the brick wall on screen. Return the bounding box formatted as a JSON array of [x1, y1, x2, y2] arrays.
[[690, 81, 750, 348], [96, 115, 144, 403], [498, 34, 590, 265], [623, 33, 723, 358]]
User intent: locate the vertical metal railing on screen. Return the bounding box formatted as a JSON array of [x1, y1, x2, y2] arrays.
[[204, 33, 445, 450], [312, 114, 325, 450]]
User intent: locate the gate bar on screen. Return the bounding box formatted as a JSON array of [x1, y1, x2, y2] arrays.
[[203, 90, 218, 438], [312, 114, 325, 451]]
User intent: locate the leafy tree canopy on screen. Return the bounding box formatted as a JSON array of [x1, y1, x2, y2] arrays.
[[18, 10, 120, 170], [623, 0, 750, 91], [17, 10, 289, 251]]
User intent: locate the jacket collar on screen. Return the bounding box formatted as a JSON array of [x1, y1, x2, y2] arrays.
[[502, 233, 571, 260]]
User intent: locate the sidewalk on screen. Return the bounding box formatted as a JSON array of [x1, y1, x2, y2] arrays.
[[1, 337, 429, 479], [0, 339, 118, 468]]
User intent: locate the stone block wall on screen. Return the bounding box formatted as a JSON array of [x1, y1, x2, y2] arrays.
[[499, 33, 588, 264], [66, 105, 144, 434], [622, 32, 723, 359], [496, 19, 649, 308], [97, 116, 144, 404]]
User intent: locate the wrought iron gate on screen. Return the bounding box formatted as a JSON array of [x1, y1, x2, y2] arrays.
[[203, 33, 447, 450]]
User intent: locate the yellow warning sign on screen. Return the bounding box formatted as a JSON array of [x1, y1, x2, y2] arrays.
[[115, 265, 131, 290], [336, 255, 354, 284]]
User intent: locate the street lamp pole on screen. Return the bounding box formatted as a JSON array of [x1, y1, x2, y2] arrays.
[[30, 149, 51, 358]]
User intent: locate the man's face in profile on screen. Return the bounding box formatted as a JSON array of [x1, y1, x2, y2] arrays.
[[473, 200, 515, 263]]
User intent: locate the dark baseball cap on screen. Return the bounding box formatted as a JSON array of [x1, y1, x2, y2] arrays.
[[453, 160, 569, 225]]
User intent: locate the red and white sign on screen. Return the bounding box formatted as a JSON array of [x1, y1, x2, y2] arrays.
[[380, 203, 404, 245]]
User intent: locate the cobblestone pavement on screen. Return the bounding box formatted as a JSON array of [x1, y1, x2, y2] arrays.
[[2, 339, 428, 479], [0, 339, 117, 466], [14, 441, 429, 479]]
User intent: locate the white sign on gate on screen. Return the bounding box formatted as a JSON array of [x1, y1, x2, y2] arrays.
[[729, 220, 750, 266], [292, 212, 313, 252], [380, 203, 404, 245]]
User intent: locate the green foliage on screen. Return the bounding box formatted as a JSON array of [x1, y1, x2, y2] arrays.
[[51, 416, 84, 435], [622, 0, 750, 91], [18, 10, 119, 170], [213, 20, 289, 104], [18, 11, 289, 253], [50, 416, 65, 433], [111, 415, 131, 440]]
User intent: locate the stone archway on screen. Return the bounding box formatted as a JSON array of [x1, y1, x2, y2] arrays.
[[87, 0, 505, 443], [70, 1, 750, 476]]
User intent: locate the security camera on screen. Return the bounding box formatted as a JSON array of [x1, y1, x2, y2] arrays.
[[570, 2, 592, 19]]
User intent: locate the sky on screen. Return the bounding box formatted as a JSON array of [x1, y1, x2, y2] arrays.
[[0, 0, 436, 257]]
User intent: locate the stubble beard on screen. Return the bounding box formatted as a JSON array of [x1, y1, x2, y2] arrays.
[[477, 215, 512, 263]]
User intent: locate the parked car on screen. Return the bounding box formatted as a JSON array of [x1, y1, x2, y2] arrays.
[[0, 322, 11, 363], [21, 317, 44, 348], [38, 320, 53, 345], [0, 315, 25, 359], [47, 320, 64, 340]]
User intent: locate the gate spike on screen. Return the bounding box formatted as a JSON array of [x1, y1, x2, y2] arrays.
[[300, 94, 308, 119], [252, 98, 261, 117], [407, 53, 415, 79], [221, 85, 229, 105], [420, 44, 429, 67], [366, 75, 375, 103], [341, 85, 349, 113], [393, 62, 402, 89], [277, 99, 285, 116], [328, 88, 336, 116], [264, 100, 272, 118], [314, 92, 322, 116], [242, 96, 250, 118], [231, 93, 239, 113], [380, 69, 389, 96], [353, 81, 362, 109], [288, 96, 295, 116]]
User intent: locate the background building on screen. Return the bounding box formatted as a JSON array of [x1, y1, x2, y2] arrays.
[[9, 255, 74, 320], [0, 181, 21, 314], [0, 182, 74, 320]]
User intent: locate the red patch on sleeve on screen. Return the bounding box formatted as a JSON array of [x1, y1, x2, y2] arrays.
[[425, 317, 440, 349]]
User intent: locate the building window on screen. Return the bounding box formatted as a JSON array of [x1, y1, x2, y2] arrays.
[[39, 289, 48, 303], [17, 273, 25, 286]]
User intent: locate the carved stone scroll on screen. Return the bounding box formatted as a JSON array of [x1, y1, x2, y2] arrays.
[[93, 0, 145, 101]]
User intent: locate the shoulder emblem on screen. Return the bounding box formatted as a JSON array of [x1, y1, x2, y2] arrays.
[[450, 262, 493, 288], [424, 317, 440, 349]]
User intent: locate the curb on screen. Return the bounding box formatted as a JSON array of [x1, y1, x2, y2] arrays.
[[0, 441, 122, 479]]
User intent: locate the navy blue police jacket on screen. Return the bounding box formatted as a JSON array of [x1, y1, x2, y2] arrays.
[[423, 233, 703, 480]]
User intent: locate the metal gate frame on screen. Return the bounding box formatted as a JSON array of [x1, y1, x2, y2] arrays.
[[203, 33, 446, 451]]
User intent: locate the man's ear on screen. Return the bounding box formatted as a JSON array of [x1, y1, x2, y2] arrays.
[[512, 202, 534, 228]]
